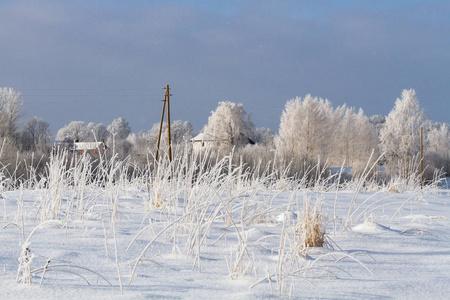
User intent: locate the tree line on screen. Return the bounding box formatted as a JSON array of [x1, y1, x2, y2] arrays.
[[0, 87, 449, 183]]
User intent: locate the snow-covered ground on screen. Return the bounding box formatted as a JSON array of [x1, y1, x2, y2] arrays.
[[1, 180, 449, 299]]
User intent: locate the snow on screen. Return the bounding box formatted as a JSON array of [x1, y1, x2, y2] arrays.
[[1, 185, 449, 299], [351, 219, 393, 233], [275, 210, 297, 223]]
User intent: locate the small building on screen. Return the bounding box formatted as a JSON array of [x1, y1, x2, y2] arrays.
[[190, 132, 255, 153], [73, 142, 107, 155], [190, 133, 225, 152]]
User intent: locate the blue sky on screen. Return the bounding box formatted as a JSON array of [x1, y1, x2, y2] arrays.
[[1, 0, 449, 135]]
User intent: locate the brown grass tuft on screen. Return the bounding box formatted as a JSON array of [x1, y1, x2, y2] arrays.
[[296, 199, 327, 252]]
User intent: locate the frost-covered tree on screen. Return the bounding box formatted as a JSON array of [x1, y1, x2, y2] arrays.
[[56, 121, 88, 142], [202, 102, 255, 148], [350, 109, 380, 175], [278, 95, 336, 162], [254, 127, 276, 147], [86, 122, 109, 142], [369, 115, 386, 136], [425, 122, 450, 174], [0, 87, 23, 141], [277, 95, 378, 177], [380, 89, 427, 177], [148, 120, 193, 147], [169, 120, 194, 143], [127, 132, 149, 156], [22, 117, 51, 152], [105, 118, 131, 158], [336, 107, 364, 166], [107, 117, 131, 140], [56, 121, 108, 143], [235, 127, 276, 177], [128, 120, 193, 157]]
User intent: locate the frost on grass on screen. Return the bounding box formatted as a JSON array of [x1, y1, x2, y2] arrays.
[[0, 146, 447, 299], [16, 242, 33, 285], [295, 198, 327, 253]]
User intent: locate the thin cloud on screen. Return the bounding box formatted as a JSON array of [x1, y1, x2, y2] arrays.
[[0, 0, 448, 135]]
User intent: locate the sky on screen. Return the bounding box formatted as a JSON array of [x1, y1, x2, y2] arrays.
[[1, 0, 449, 136]]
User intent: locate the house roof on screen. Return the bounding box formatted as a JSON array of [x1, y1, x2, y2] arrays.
[[191, 133, 222, 142], [191, 132, 255, 144], [74, 142, 105, 151]]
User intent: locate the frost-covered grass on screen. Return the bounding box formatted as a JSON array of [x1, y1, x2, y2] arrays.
[[0, 149, 449, 299]]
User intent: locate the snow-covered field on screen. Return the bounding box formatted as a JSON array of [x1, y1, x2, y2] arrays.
[[1, 166, 449, 299]]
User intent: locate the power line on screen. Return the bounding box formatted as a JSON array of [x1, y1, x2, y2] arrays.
[[22, 95, 164, 104], [19, 88, 156, 91], [22, 94, 158, 97]]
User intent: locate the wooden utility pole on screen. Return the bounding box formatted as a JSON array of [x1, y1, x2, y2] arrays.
[[166, 85, 172, 162], [420, 126, 423, 189], [155, 85, 172, 162]]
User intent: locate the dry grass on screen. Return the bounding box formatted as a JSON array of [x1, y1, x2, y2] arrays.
[[5, 143, 443, 296], [296, 198, 327, 253]]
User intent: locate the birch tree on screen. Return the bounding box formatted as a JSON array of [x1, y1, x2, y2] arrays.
[[351, 108, 379, 175], [278, 94, 335, 162], [380, 89, 427, 177], [0, 87, 23, 141]]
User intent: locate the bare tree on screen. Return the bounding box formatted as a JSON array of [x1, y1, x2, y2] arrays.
[[22, 117, 51, 152]]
